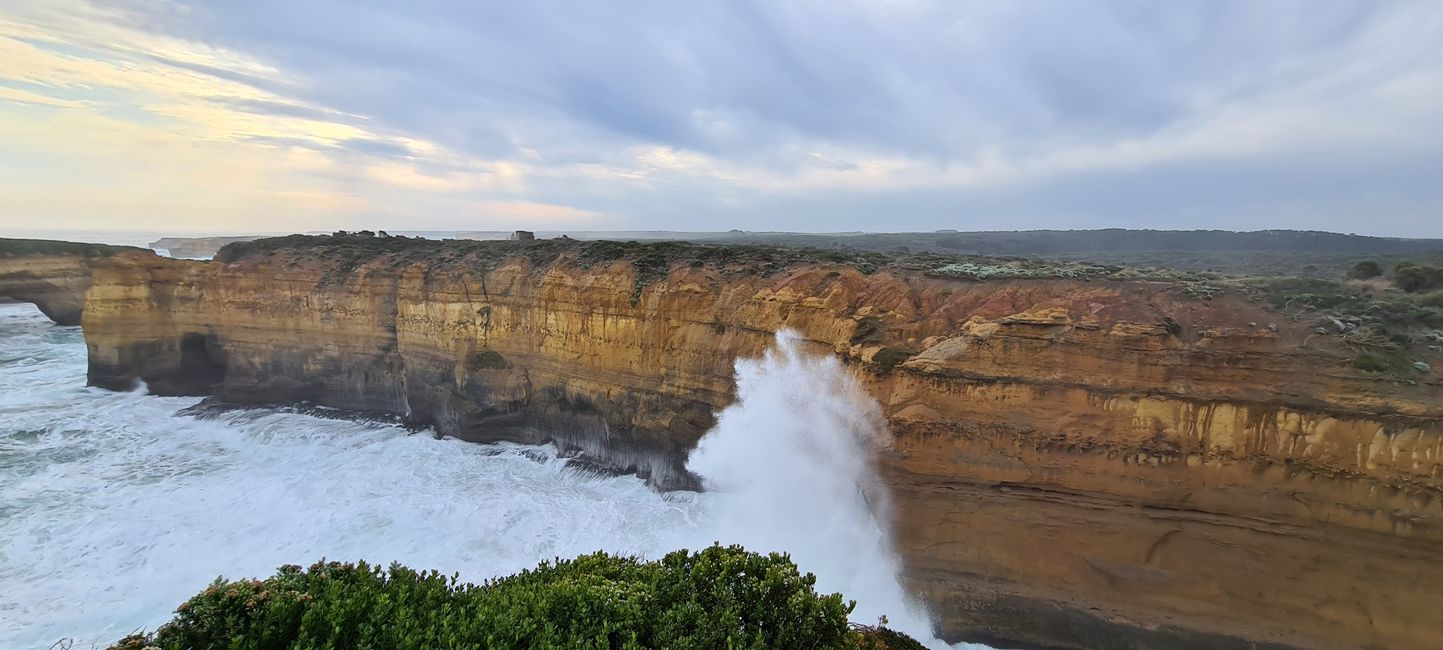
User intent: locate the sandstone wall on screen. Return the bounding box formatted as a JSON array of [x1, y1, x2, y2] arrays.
[[1, 239, 153, 325], [1, 255, 102, 325], [82, 244, 1443, 649]]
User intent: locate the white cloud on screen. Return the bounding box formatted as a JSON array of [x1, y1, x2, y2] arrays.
[[0, 0, 1440, 235]]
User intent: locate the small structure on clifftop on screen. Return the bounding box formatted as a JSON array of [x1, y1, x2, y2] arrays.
[[510, 230, 535, 241]]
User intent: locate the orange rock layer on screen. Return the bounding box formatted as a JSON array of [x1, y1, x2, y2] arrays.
[[1, 254, 101, 325], [80, 245, 1443, 650]]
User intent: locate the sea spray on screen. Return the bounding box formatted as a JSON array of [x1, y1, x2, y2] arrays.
[[0, 306, 982, 648], [0, 305, 705, 647], [685, 329, 936, 641]]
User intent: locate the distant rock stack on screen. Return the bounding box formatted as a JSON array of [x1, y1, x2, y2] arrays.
[[509, 230, 535, 241]]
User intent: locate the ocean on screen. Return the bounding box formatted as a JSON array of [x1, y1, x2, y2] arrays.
[[0, 303, 967, 648]]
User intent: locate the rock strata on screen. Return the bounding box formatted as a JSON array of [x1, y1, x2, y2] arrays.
[[81, 236, 1443, 650], [0, 238, 150, 325]]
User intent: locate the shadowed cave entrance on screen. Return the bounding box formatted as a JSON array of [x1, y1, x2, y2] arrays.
[[172, 332, 226, 394]]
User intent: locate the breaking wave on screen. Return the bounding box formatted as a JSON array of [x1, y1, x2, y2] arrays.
[[0, 304, 974, 648]]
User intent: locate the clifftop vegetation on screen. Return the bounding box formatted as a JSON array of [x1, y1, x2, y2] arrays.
[[212, 232, 1443, 376], [703, 229, 1443, 278], [216, 231, 1142, 282], [1227, 261, 1443, 375], [215, 231, 1443, 326], [109, 544, 924, 650], [0, 237, 147, 259], [714, 228, 1443, 255]]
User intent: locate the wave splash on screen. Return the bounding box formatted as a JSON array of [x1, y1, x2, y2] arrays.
[[687, 330, 932, 636], [0, 306, 967, 648]]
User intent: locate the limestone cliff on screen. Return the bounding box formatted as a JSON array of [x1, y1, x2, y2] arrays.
[[0, 238, 150, 325], [82, 235, 1443, 650]]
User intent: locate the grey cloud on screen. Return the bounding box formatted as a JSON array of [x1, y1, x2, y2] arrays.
[[336, 137, 413, 158], [90, 0, 1443, 235], [241, 135, 330, 150], [127, 1, 1422, 154], [241, 135, 413, 160], [208, 97, 344, 122], [143, 53, 291, 95]]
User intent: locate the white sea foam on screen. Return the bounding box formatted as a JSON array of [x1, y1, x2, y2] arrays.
[[687, 330, 933, 634], [0, 304, 980, 648]]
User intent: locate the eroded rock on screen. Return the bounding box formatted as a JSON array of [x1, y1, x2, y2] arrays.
[[79, 238, 1443, 650]]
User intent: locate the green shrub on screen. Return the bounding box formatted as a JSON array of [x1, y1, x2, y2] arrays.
[[0, 237, 145, 258], [1238, 276, 1443, 327], [110, 545, 919, 650], [872, 347, 915, 372], [930, 261, 1102, 280], [847, 624, 930, 649], [1419, 288, 1443, 308], [1353, 351, 1413, 374], [1248, 277, 1355, 311], [1394, 262, 1443, 293], [465, 350, 509, 370], [1353, 353, 1390, 372], [852, 316, 885, 345], [1346, 260, 1383, 280]]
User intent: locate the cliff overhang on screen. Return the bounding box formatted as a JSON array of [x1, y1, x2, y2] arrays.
[[0, 238, 151, 325]]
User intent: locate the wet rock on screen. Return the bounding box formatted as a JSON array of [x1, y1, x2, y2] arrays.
[[1415, 361, 1433, 373]]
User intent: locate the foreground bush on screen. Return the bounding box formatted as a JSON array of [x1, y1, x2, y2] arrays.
[[1346, 260, 1383, 280], [1394, 262, 1443, 293], [110, 544, 923, 649]]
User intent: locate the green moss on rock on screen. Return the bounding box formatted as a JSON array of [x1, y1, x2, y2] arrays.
[[872, 347, 915, 372], [464, 350, 509, 371]]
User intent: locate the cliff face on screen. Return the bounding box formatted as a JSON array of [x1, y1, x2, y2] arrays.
[[83, 239, 1443, 650], [0, 238, 151, 325]]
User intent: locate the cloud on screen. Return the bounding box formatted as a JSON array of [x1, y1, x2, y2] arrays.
[[0, 0, 1441, 235], [209, 96, 349, 122], [337, 137, 413, 159], [470, 201, 604, 223]]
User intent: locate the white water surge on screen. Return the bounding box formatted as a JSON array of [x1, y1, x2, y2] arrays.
[[0, 304, 978, 648], [687, 330, 931, 633]]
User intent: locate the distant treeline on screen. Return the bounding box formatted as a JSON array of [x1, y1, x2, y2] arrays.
[[0, 237, 147, 258], [137, 228, 1443, 278], [710, 229, 1443, 256], [698, 230, 1443, 278]]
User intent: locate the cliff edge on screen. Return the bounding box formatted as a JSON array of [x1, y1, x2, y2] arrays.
[[0, 238, 151, 325], [82, 234, 1443, 649]]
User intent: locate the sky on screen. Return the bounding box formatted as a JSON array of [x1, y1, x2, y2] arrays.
[[1, 0, 1441, 237]]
